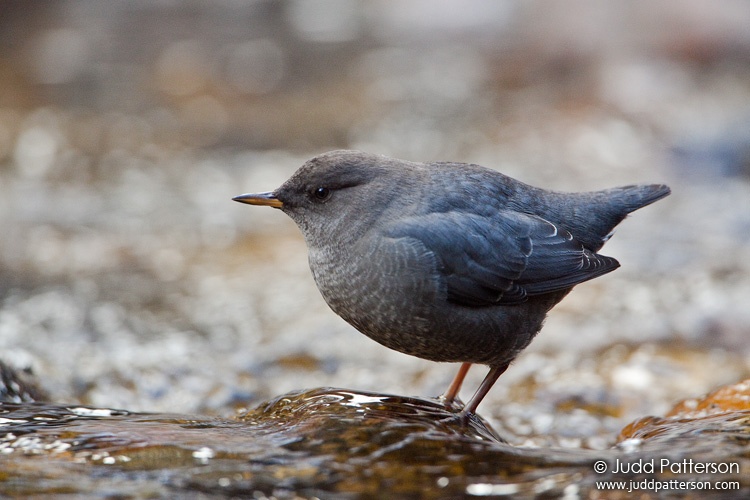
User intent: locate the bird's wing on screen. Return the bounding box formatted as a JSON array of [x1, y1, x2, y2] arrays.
[[387, 210, 619, 307]]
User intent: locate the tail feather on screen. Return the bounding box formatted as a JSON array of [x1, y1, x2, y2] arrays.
[[604, 184, 671, 214], [539, 183, 671, 252], [583, 184, 671, 251]]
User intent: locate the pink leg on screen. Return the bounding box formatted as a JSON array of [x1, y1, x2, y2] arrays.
[[459, 363, 509, 417], [442, 362, 472, 403]]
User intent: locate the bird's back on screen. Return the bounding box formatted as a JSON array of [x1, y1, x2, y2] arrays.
[[423, 161, 670, 252]]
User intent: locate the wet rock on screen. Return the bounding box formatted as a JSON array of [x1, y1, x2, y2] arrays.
[[667, 379, 750, 416], [618, 378, 750, 446], [1, 386, 749, 498]]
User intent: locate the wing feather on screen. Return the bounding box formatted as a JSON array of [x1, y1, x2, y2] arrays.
[[386, 210, 619, 307]]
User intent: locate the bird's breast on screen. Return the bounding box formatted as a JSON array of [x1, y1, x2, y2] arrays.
[[307, 238, 439, 346]]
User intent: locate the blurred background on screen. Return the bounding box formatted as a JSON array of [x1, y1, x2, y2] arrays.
[[1, 0, 749, 448]]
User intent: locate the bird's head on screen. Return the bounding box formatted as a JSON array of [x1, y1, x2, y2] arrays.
[[233, 150, 423, 245]]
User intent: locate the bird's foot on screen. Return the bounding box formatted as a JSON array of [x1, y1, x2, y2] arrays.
[[437, 407, 475, 426]]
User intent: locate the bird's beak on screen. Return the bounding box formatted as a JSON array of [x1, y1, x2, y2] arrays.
[[232, 191, 283, 208]]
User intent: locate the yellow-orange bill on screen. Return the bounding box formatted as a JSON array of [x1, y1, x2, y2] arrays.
[[232, 192, 283, 208]]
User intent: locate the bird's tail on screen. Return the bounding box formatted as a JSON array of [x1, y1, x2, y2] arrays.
[[544, 183, 670, 251], [582, 183, 671, 250], [601, 184, 672, 214]]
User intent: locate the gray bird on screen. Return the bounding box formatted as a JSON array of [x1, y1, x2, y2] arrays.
[[233, 150, 670, 418]]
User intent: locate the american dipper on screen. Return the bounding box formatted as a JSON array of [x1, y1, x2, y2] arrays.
[[233, 150, 670, 418]]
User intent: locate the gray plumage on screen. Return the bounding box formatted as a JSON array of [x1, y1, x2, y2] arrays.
[[234, 150, 670, 415]]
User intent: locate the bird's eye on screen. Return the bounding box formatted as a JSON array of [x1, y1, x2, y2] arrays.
[[312, 187, 331, 201]]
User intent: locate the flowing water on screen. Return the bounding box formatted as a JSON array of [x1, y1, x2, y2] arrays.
[[2, 386, 749, 498]]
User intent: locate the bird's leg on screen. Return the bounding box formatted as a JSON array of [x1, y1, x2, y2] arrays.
[[442, 362, 472, 403], [458, 362, 509, 419]]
